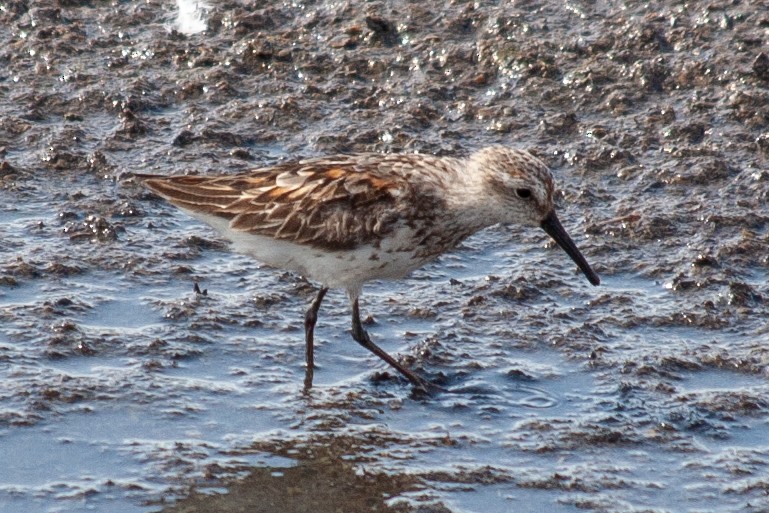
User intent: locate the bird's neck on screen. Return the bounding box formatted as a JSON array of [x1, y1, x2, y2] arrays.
[[442, 163, 501, 233]]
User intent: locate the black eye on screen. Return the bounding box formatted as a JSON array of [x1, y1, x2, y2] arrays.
[[515, 188, 532, 199]]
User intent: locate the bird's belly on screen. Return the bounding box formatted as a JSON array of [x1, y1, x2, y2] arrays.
[[232, 233, 429, 289], [188, 211, 434, 290]]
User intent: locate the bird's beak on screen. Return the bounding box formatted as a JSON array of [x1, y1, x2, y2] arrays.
[[540, 210, 600, 286]]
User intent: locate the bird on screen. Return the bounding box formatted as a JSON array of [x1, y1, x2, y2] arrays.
[[136, 146, 600, 394]]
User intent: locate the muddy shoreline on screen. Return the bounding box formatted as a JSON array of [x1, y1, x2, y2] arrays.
[[1, 1, 768, 512]]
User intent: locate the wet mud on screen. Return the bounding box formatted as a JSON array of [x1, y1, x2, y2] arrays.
[[1, 0, 768, 512]]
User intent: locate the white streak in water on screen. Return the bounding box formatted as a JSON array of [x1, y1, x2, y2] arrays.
[[174, 0, 209, 35]]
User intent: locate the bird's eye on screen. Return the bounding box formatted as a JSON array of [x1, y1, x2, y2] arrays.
[[515, 188, 532, 199]]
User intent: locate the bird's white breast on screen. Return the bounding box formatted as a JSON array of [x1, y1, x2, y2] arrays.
[[184, 209, 433, 292]]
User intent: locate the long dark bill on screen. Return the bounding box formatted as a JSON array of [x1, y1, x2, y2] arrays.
[[540, 210, 600, 286]]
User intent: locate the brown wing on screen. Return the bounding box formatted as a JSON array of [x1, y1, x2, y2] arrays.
[[139, 155, 427, 251]]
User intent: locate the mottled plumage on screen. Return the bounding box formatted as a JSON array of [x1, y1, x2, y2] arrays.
[[137, 146, 599, 393], [141, 153, 452, 251]]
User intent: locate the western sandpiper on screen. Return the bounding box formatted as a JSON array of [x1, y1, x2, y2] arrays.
[[137, 146, 599, 393]]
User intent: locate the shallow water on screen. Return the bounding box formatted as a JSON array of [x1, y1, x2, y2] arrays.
[[2, 0, 769, 512]]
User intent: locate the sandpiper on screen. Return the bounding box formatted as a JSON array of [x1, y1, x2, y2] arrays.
[[137, 146, 599, 393]]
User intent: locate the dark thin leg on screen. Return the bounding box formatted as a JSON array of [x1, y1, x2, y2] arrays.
[[350, 297, 434, 394], [303, 287, 328, 390]]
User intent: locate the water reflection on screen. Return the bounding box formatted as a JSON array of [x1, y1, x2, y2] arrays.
[[161, 433, 422, 513]]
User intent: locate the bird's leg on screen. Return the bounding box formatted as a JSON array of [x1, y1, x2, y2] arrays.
[[303, 286, 328, 391], [350, 296, 433, 394]]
